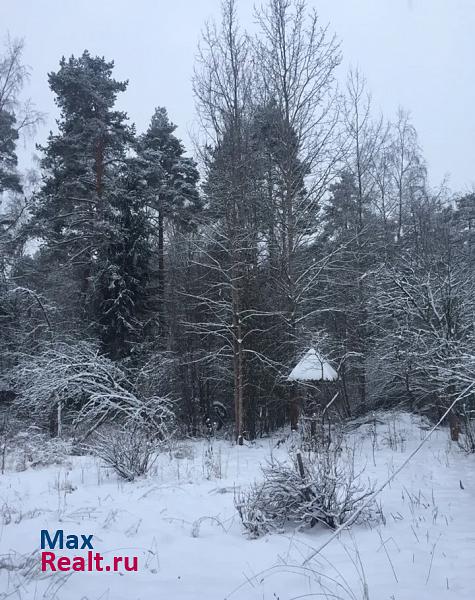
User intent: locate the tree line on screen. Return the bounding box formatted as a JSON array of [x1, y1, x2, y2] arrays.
[[1, 0, 474, 443]]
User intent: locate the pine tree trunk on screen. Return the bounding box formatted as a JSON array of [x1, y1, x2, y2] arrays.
[[157, 208, 165, 334], [95, 136, 104, 198]]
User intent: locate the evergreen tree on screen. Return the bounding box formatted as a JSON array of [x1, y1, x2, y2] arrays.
[[32, 51, 133, 274], [137, 107, 200, 336], [31, 52, 152, 356], [319, 171, 379, 414], [0, 109, 21, 195], [94, 158, 153, 359]]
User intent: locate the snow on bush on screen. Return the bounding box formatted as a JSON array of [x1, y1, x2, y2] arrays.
[[202, 439, 222, 480], [91, 423, 161, 481], [459, 404, 475, 453], [235, 441, 379, 538], [12, 341, 174, 439], [11, 427, 73, 470]]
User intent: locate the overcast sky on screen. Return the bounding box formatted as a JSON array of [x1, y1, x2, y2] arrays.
[[1, 0, 474, 192]]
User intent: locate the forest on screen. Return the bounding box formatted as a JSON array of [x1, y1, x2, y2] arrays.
[[1, 0, 474, 448], [1, 2, 474, 599]]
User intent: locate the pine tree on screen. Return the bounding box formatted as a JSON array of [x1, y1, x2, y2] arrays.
[[31, 51, 152, 356], [137, 107, 200, 336], [320, 171, 376, 415], [32, 51, 133, 269]]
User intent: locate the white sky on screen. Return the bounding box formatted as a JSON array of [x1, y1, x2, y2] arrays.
[[1, 0, 474, 191]]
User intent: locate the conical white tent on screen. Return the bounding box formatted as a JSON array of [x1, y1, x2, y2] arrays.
[[287, 348, 338, 382]]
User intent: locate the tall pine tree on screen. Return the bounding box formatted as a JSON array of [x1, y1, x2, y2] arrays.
[[32, 52, 152, 357], [137, 107, 200, 337]]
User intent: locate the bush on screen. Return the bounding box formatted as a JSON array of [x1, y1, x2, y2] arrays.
[[12, 341, 174, 440], [202, 439, 222, 480], [459, 404, 475, 453], [11, 428, 73, 471], [235, 442, 378, 538], [92, 423, 161, 481]]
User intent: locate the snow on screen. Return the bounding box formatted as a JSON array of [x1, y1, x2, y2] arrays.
[[288, 347, 338, 381], [0, 412, 474, 599]]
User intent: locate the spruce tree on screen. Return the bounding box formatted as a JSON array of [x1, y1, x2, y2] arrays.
[[94, 158, 153, 358]]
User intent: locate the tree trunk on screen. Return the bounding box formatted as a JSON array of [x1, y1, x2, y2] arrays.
[[57, 400, 62, 438], [95, 136, 104, 199], [289, 384, 300, 431], [157, 208, 165, 334], [232, 282, 244, 445], [448, 409, 461, 442]]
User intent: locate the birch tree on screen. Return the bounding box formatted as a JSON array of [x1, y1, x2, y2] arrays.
[[193, 0, 255, 442]]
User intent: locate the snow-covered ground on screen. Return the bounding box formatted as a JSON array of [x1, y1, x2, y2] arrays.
[[0, 412, 474, 600]]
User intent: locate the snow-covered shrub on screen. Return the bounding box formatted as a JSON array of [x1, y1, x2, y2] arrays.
[[12, 341, 174, 439], [11, 428, 72, 470], [202, 439, 222, 479], [170, 442, 194, 460], [92, 423, 161, 481], [235, 443, 378, 538], [459, 404, 475, 453], [382, 415, 406, 451]]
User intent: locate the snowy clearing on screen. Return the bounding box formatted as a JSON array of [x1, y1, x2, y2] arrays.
[[0, 412, 474, 600]]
